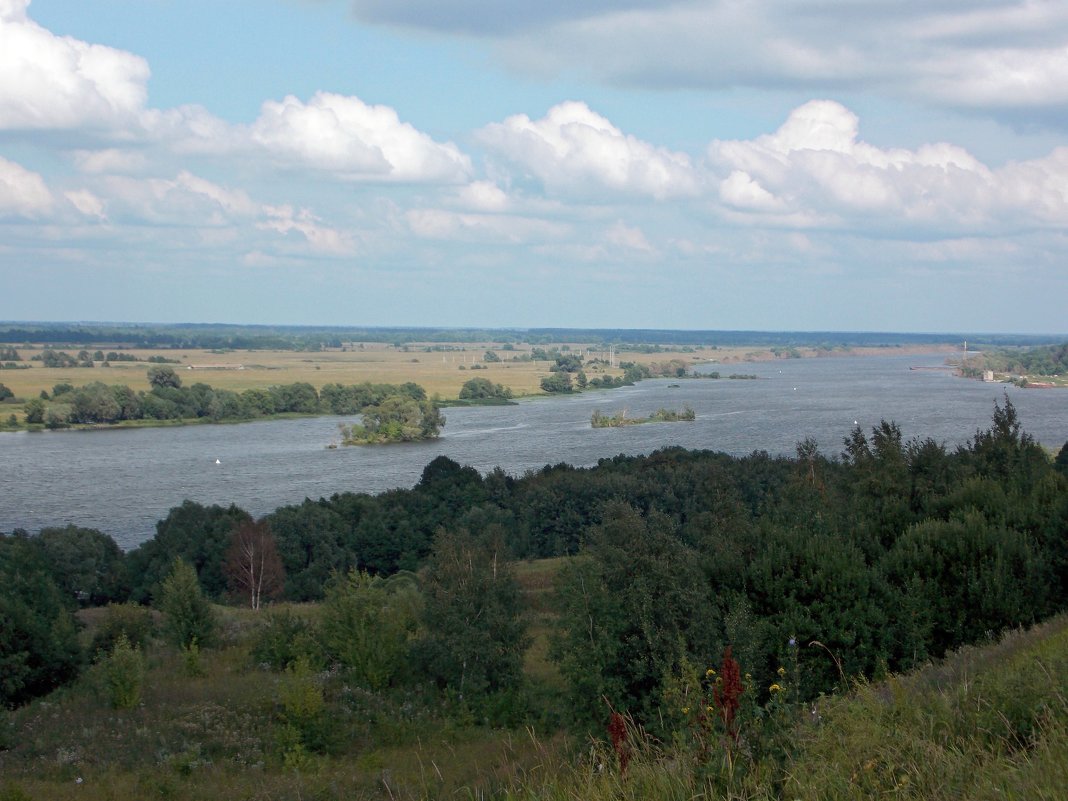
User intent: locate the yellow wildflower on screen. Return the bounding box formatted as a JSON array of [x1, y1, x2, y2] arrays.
[[777, 666, 786, 677], [706, 668, 716, 677], [682, 707, 690, 714], [769, 683, 782, 693]]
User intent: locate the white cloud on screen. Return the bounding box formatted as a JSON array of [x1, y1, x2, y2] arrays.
[[0, 0, 149, 130], [63, 189, 106, 219], [260, 205, 355, 255], [455, 181, 511, 212], [479, 101, 698, 199], [706, 100, 1034, 232], [604, 220, 655, 254], [70, 148, 149, 175], [0, 156, 53, 217], [406, 207, 568, 243], [249, 92, 471, 182]]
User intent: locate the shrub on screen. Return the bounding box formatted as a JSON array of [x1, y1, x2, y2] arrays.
[[158, 558, 217, 650], [91, 602, 156, 658], [100, 634, 144, 709]]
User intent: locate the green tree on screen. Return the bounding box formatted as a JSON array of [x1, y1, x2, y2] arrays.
[[158, 557, 217, 650], [540, 372, 573, 393], [551, 503, 715, 723], [414, 530, 528, 699], [0, 536, 82, 707], [320, 570, 420, 689], [0, 383, 12, 401], [22, 397, 44, 424], [147, 364, 182, 389], [459, 377, 512, 400], [35, 525, 128, 605]]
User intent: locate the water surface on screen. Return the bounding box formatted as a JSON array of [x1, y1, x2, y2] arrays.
[[2, 353, 1064, 548]]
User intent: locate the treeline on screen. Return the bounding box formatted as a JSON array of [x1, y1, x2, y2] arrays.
[[3, 399, 1068, 731], [22, 368, 436, 430], [9, 321, 1057, 352], [973, 342, 1068, 377]]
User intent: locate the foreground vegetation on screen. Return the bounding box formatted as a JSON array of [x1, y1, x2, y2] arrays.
[[3, 397, 1068, 798]]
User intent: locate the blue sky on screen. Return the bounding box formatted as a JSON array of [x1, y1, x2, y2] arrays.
[[2, 0, 1067, 333]]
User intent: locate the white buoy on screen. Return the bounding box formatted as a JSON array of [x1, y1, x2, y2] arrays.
[[215, 458, 221, 465], [854, 420, 858, 426]]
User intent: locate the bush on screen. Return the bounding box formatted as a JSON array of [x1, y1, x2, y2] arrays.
[[251, 608, 322, 670], [91, 603, 155, 658], [99, 634, 144, 709], [158, 558, 217, 650]]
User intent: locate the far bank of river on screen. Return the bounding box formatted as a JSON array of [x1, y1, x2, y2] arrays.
[[2, 352, 1065, 549]]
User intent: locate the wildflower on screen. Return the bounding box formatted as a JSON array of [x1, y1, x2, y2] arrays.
[[682, 706, 690, 714], [769, 683, 782, 693], [706, 668, 716, 677], [713, 645, 745, 743], [706, 706, 714, 714], [788, 637, 797, 647], [744, 673, 752, 681], [777, 666, 786, 677]]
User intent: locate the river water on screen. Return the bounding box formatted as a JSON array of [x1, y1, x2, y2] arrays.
[[2, 353, 1065, 549]]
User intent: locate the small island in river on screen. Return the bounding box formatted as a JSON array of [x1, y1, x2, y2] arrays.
[[591, 406, 695, 428]]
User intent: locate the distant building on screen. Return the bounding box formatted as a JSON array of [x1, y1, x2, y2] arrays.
[[983, 370, 995, 382]]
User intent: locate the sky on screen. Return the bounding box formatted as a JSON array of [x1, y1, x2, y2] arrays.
[[1, 0, 1067, 333]]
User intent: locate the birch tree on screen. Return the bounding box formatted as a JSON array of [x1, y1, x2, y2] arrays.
[[225, 520, 285, 610]]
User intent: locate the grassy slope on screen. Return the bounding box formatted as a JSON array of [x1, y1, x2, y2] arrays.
[[4, 563, 1066, 800]]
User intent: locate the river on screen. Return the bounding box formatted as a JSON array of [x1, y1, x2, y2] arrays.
[[2, 353, 1065, 549]]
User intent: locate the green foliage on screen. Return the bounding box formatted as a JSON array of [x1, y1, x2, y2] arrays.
[[21, 397, 44, 424], [90, 602, 156, 657], [415, 530, 529, 700], [540, 371, 573, 393], [157, 558, 218, 650], [551, 503, 716, 724], [277, 655, 330, 761], [0, 536, 82, 707], [99, 634, 145, 709], [35, 525, 128, 605], [0, 383, 12, 401], [146, 364, 182, 389], [251, 607, 321, 670], [319, 570, 419, 689], [340, 395, 445, 443], [126, 500, 252, 602], [459, 376, 512, 400]]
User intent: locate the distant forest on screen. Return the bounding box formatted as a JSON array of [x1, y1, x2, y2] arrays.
[[1, 321, 1062, 351]]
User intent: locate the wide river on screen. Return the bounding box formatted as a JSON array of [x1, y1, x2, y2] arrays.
[[2, 353, 1065, 549]]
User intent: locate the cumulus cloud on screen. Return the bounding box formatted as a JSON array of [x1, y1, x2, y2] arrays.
[[0, 0, 149, 130], [0, 156, 53, 217], [249, 92, 471, 182], [479, 101, 697, 199]]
